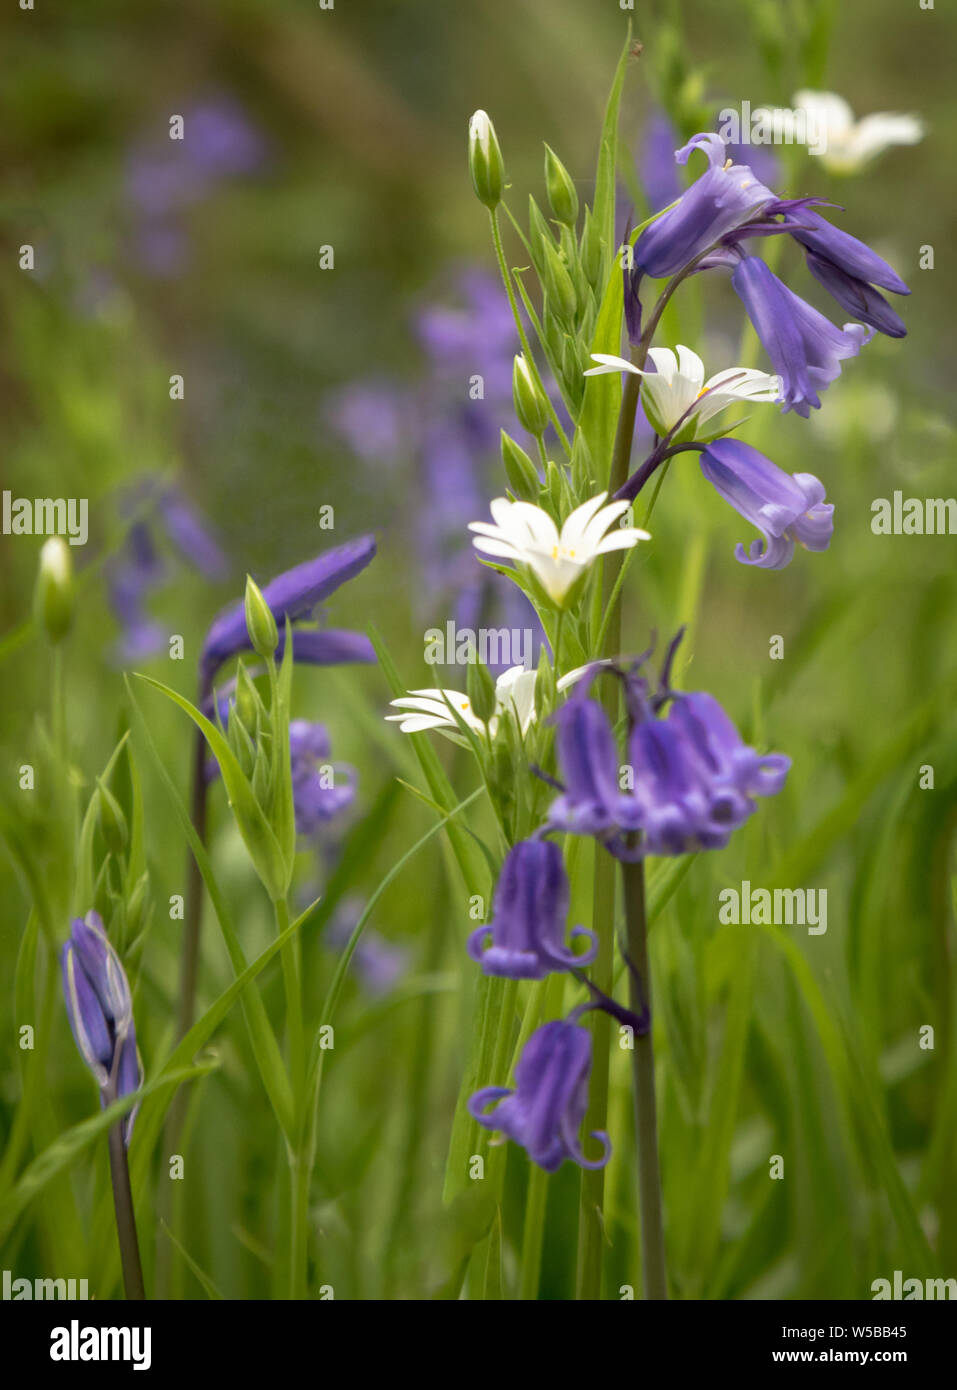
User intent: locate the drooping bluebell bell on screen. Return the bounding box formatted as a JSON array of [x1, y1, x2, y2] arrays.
[[699, 437, 834, 569], [627, 693, 790, 855], [785, 207, 909, 338], [199, 534, 376, 687], [731, 256, 873, 417], [467, 839, 597, 979], [634, 133, 778, 279], [545, 696, 641, 846], [60, 912, 142, 1145], [469, 1019, 610, 1172]]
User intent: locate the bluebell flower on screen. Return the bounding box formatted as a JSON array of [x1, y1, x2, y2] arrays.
[[785, 207, 909, 338], [467, 839, 597, 979], [199, 535, 376, 687], [627, 693, 790, 855], [700, 437, 834, 569], [60, 912, 142, 1145], [546, 697, 641, 843], [731, 255, 873, 416], [634, 133, 777, 279], [469, 1019, 610, 1172], [547, 682, 789, 858]]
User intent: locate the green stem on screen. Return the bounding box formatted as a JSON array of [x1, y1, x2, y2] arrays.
[[490, 209, 571, 454], [289, 1150, 309, 1299], [107, 1122, 146, 1300], [622, 859, 668, 1299], [276, 896, 304, 1102], [519, 1164, 550, 1300], [576, 349, 642, 1301]]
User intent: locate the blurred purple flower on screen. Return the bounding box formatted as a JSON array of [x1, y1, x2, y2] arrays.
[[107, 480, 227, 665], [640, 110, 683, 212], [288, 720, 357, 833], [323, 380, 412, 467], [326, 903, 409, 997], [469, 1019, 610, 1172]]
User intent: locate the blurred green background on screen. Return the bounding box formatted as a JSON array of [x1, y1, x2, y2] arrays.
[[1, 0, 955, 1300]]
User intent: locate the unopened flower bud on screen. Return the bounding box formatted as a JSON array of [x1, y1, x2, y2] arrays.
[[500, 430, 541, 500], [468, 110, 504, 210], [34, 537, 74, 644], [544, 144, 579, 227], [512, 355, 550, 438], [244, 576, 278, 661]]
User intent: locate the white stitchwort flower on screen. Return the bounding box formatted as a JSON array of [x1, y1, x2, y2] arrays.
[[468, 493, 649, 607], [386, 665, 537, 738], [585, 345, 782, 440], [759, 91, 924, 175]]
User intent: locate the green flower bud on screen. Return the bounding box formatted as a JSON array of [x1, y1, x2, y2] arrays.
[[125, 871, 151, 938], [233, 663, 263, 735], [580, 206, 603, 290], [512, 354, 550, 438], [541, 241, 577, 325], [527, 195, 553, 277], [97, 779, 129, 856], [500, 430, 541, 501], [466, 658, 497, 726], [244, 575, 278, 661], [544, 144, 579, 227], [468, 109, 504, 210], [34, 537, 74, 644]]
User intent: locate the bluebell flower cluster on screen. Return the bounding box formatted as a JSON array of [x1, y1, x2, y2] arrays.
[[546, 683, 789, 859]]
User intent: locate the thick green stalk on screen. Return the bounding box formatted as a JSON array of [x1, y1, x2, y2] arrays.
[[107, 1122, 145, 1300], [288, 1151, 309, 1300], [622, 858, 668, 1298]]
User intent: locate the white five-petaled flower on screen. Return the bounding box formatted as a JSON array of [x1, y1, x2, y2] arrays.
[[468, 493, 649, 606], [585, 345, 782, 440], [386, 665, 537, 739], [759, 90, 924, 174]]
